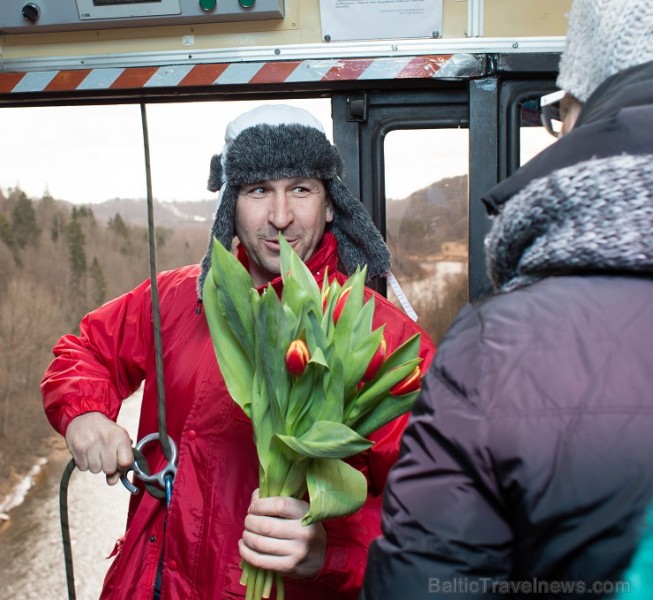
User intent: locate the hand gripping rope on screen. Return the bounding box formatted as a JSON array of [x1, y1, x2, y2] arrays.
[[59, 105, 176, 600]]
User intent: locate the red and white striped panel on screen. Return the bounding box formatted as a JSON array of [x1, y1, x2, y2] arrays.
[[0, 55, 461, 94]]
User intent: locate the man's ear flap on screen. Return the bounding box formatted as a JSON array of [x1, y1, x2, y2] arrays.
[[208, 154, 223, 193]]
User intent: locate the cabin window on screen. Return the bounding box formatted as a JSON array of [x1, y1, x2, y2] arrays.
[[519, 95, 556, 165], [384, 128, 469, 344]]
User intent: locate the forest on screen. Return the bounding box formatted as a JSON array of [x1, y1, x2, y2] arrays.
[[0, 187, 209, 505]]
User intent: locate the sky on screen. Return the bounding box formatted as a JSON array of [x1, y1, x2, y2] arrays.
[[0, 99, 552, 205]]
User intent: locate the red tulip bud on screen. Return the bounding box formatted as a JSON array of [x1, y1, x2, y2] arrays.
[[333, 287, 351, 323], [363, 335, 387, 381], [390, 366, 422, 396], [285, 339, 310, 377]]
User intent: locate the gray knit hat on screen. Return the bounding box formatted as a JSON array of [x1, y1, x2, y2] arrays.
[[557, 0, 653, 102], [197, 104, 391, 297]]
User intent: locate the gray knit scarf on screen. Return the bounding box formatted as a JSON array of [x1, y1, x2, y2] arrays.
[[486, 153, 653, 292]]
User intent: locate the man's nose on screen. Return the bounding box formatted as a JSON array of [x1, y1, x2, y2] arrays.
[[268, 192, 293, 229]]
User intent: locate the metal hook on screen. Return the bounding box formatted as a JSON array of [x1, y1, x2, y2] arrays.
[[120, 433, 178, 496]]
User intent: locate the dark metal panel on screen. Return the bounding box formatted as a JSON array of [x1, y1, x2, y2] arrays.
[[332, 94, 363, 205], [496, 53, 561, 74], [468, 77, 499, 300], [498, 79, 558, 178]]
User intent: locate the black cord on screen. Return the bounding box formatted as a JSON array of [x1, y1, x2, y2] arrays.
[[60, 459, 77, 600]]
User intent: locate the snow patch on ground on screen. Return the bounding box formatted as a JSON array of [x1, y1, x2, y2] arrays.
[[0, 457, 48, 520]]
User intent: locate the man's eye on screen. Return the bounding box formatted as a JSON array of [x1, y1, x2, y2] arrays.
[[246, 187, 265, 195]]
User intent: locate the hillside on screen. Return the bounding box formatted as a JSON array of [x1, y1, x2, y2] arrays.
[[90, 197, 215, 229], [0, 187, 210, 509]]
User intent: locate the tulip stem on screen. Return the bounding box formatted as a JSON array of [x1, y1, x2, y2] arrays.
[[262, 569, 274, 598]]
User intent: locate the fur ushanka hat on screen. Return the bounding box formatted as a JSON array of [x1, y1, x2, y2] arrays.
[[197, 104, 391, 297]]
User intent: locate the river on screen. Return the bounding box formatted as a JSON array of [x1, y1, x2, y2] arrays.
[[0, 393, 142, 600]]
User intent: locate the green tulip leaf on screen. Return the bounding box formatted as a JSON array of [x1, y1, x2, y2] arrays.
[[209, 239, 256, 359], [279, 235, 321, 310], [255, 286, 292, 421], [320, 348, 344, 423], [202, 259, 254, 417], [302, 458, 368, 525], [276, 420, 372, 459], [286, 366, 322, 437], [344, 357, 422, 426], [332, 270, 366, 340], [351, 390, 420, 438], [264, 436, 305, 498], [250, 374, 274, 472], [376, 333, 422, 376], [309, 346, 329, 368]]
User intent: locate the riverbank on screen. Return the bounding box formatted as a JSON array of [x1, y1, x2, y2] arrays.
[[0, 440, 130, 599], [0, 433, 64, 527], [0, 395, 141, 598], [0, 389, 143, 528]]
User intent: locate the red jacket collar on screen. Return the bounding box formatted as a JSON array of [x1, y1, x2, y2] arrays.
[[236, 231, 340, 294]]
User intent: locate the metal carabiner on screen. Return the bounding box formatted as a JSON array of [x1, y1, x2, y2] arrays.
[[120, 433, 178, 498]]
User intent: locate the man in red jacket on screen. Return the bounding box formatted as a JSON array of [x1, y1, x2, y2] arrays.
[[41, 104, 435, 599]]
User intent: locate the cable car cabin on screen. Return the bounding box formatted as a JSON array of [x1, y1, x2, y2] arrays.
[[0, 0, 571, 344]]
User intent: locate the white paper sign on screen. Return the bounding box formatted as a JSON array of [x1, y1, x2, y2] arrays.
[[319, 0, 443, 42]]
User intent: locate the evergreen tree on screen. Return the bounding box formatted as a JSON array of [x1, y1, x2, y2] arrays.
[[76, 205, 97, 227], [51, 212, 66, 243], [0, 213, 15, 250], [108, 212, 129, 238], [89, 256, 107, 306], [108, 212, 132, 254], [66, 211, 87, 316], [11, 192, 41, 249], [0, 213, 22, 267]]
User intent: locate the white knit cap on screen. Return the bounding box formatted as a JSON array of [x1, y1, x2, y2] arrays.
[[214, 105, 325, 208], [557, 0, 653, 102], [224, 104, 325, 144]]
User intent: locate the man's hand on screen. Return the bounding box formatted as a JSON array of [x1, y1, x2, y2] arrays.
[[239, 489, 327, 579], [64, 412, 133, 485]]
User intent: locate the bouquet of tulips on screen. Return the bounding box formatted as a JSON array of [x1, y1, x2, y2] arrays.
[[202, 235, 423, 600]]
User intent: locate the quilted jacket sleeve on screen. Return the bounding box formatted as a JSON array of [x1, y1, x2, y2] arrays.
[[361, 305, 513, 599], [41, 278, 153, 435]]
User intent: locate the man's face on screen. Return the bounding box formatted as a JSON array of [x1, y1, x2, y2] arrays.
[[234, 176, 334, 287]]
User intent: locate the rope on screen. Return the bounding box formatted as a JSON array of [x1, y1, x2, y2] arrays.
[[59, 103, 170, 599], [141, 103, 173, 464]]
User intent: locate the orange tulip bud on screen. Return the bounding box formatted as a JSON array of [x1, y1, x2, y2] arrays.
[[285, 339, 310, 377], [333, 287, 351, 324], [390, 366, 422, 396], [321, 287, 330, 314], [363, 335, 387, 381]]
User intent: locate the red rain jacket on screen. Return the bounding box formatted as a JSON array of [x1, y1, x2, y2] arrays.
[[42, 233, 435, 599]]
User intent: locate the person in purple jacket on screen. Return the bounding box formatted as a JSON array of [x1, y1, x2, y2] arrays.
[[362, 0, 653, 597]]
